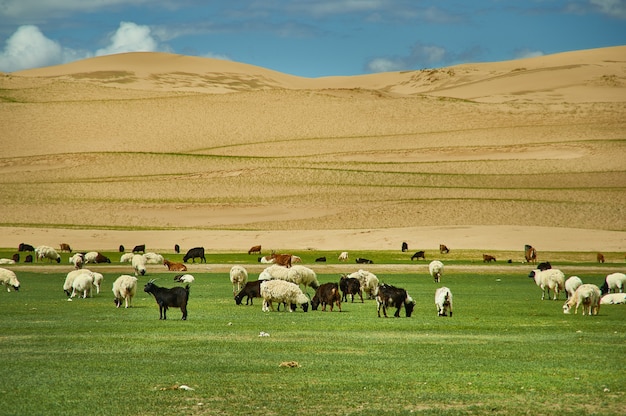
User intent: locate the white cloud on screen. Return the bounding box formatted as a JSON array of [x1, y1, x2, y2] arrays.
[[366, 57, 405, 73], [366, 41, 449, 73], [514, 49, 545, 60], [96, 22, 158, 56], [590, 0, 626, 19], [0, 25, 67, 72]]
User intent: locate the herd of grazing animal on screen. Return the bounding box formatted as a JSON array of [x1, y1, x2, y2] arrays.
[[2, 242, 624, 321]]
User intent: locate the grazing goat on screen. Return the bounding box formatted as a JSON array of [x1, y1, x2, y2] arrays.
[[429, 260, 444, 283], [356, 257, 373, 264], [174, 244, 180, 254], [85, 252, 111, 264], [260, 279, 309, 312], [311, 282, 342, 312], [132, 244, 145, 253], [596, 253, 605, 263], [377, 283, 415, 318], [248, 245, 262, 255], [524, 245, 537, 264], [163, 259, 187, 272], [338, 251, 349, 262], [482, 254, 496, 263], [183, 247, 206, 263], [339, 275, 363, 303], [270, 252, 292, 268], [18, 243, 35, 252], [411, 251, 425, 261], [144, 280, 190, 320], [528, 268, 565, 300], [69, 253, 85, 269], [230, 265, 248, 295], [234, 280, 262, 305], [600, 272, 626, 294], [435, 287, 453, 317], [563, 284, 601, 316], [401, 242, 408, 252], [0, 268, 20, 292], [59, 243, 72, 253], [439, 244, 450, 254], [112, 275, 138, 308]]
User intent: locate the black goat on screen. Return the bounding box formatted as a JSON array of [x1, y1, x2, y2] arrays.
[[411, 251, 425, 261], [376, 283, 415, 318], [311, 282, 341, 312], [18, 243, 34, 252], [119, 245, 125, 253], [339, 275, 363, 303], [143, 279, 189, 320], [537, 261, 552, 271], [315, 256, 326, 262], [355, 257, 373, 264], [183, 247, 206, 263], [234, 280, 262, 305], [174, 244, 180, 254]]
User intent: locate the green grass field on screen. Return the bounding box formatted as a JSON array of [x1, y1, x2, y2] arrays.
[[0, 253, 624, 415]]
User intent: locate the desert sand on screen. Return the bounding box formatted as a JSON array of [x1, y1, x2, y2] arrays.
[[1, 46, 625, 253]]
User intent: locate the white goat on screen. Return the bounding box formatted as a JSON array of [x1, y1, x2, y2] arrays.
[[120, 253, 134, 263], [71, 272, 94, 298], [565, 276, 583, 299], [600, 293, 626, 305], [174, 274, 195, 283], [143, 252, 164, 264], [429, 260, 444, 283], [260, 279, 309, 312], [338, 252, 349, 262], [0, 268, 20, 292], [230, 265, 248, 295], [131, 254, 147, 276], [112, 274, 138, 308], [434, 286, 453, 317], [529, 268, 565, 300], [563, 284, 601, 316], [35, 245, 60, 263]]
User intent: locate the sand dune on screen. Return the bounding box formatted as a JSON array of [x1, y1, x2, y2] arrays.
[[1, 46, 625, 251]]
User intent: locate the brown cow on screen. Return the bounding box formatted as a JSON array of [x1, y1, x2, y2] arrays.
[[248, 245, 261, 255], [597, 253, 605, 263], [483, 254, 496, 263]]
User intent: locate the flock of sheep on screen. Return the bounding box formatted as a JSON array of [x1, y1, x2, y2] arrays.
[[1, 243, 625, 321]]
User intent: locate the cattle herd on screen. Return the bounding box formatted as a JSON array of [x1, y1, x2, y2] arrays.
[[1, 242, 624, 320]]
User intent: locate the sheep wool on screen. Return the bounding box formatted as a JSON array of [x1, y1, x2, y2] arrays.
[[0, 267, 20, 292], [260, 279, 309, 312], [429, 260, 444, 283], [112, 275, 138, 308], [230, 265, 248, 295], [563, 284, 601, 316]]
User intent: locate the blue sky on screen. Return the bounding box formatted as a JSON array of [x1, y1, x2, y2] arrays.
[[0, 0, 624, 77]]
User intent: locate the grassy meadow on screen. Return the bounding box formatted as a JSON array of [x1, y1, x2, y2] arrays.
[[1, 251, 624, 415]]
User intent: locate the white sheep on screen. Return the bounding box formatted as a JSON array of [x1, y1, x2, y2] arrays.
[[35, 245, 61, 263], [349, 269, 379, 299], [0, 259, 16, 264], [338, 251, 349, 262], [287, 265, 319, 294], [529, 268, 565, 300], [429, 260, 444, 283], [230, 265, 248, 295], [0, 268, 20, 292], [260, 279, 309, 312], [112, 274, 138, 308], [260, 264, 290, 281], [83, 251, 99, 263], [434, 286, 453, 317], [120, 253, 134, 263], [92, 272, 103, 294], [64, 269, 91, 296], [143, 252, 164, 264], [564, 276, 583, 299], [69, 253, 84, 269], [601, 272, 626, 293], [71, 272, 95, 298], [174, 274, 195, 283], [600, 293, 626, 305], [131, 254, 147, 276], [259, 255, 274, 264], [563, 284, 601, 316]]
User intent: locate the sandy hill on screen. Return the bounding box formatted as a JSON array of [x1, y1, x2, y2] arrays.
[[1, 46, 625, 251]]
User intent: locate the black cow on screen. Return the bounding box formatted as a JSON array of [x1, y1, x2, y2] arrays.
[[183, 247, 206, 263], [376, 283, 415, 318], [411, 251, 425, 261]]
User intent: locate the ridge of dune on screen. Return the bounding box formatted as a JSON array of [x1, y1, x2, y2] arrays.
[[9, 46, 626, 101]]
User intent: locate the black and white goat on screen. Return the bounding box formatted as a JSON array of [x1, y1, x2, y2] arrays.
[[376, 283, 415, 318], [234, 280, 263, 305], [143, 279, 190, 320]]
